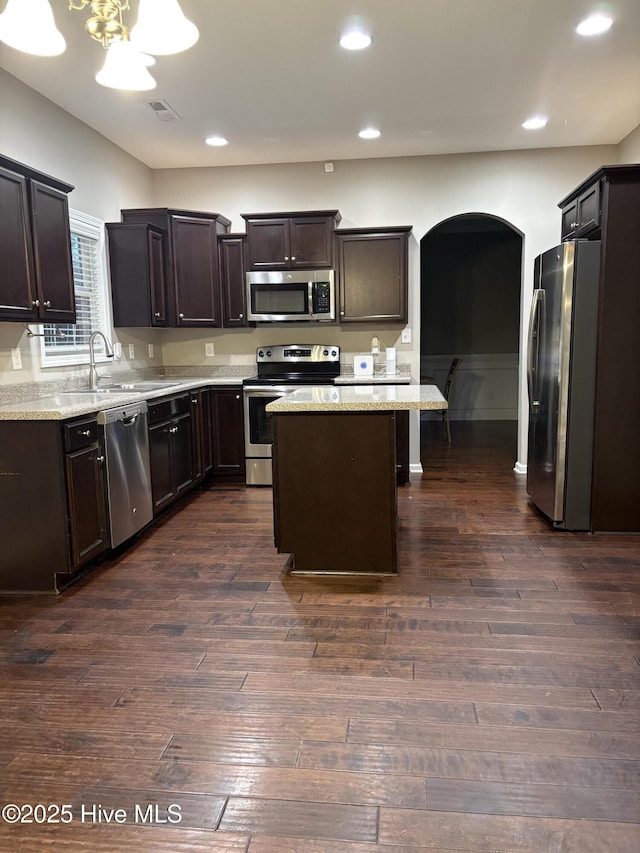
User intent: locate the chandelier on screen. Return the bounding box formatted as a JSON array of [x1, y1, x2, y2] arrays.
[[0, 0, 199, 91]]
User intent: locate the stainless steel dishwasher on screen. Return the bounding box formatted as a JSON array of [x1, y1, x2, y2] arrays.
[[97, 402, 153, 548]]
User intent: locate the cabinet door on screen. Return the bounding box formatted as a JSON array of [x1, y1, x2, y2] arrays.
[[30, 180, 76, 324], [560, 199, 579, 240], [172, 216, 221, 326], [289, 217, 334, 268], [576, 181, 601, 236], [246, 218, 290, 269], [171, 412, 193, 495], [190, 390, 213, 481], [149, 418, 174, 514], [148, 227, 167, 325], [211, 387, 246, 478], [337, 231, 408, 323], [0, 166, 38, 322], [65, 445, 107, 570], [219, 235, 247, 326]]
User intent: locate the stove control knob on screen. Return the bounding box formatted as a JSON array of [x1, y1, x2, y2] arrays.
[[266, 350, 272, 357], [258, 350, 264, 358]]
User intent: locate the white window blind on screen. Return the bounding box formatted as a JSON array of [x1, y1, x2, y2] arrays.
[[40, 210, 110, 367]]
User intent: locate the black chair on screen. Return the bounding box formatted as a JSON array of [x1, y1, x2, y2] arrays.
[[422, 358, 462, 443]]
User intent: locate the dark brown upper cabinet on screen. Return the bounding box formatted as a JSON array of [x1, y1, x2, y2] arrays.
[[242, 211, 341, 270], [107, 223, 167, 327], [0, 154, 75, 325], [560, 178, 602, 240], [218, 233, 247, 327], [121, 208, 231, 327], [335, 226, 411, 323]]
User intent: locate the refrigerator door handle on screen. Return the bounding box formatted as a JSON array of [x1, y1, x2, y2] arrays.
[[527, 288, 544, 412]]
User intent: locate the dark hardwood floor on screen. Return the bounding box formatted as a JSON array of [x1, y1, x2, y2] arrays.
[[1, 420, 639, 852]]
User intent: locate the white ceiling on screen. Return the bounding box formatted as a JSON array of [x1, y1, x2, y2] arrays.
[[1, 0, 640, 170]]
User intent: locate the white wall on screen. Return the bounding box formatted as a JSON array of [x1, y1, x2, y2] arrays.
[[0, 69, 156, 387], [619, 123, 640, 162]]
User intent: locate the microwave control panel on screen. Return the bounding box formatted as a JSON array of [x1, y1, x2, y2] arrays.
[[313, 282, 332, 314]]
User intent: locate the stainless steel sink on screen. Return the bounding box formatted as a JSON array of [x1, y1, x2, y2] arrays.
[[61, 381, 180, 395]]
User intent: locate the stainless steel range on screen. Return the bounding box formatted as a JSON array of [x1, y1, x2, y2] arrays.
[[243, 344, 340, 485]]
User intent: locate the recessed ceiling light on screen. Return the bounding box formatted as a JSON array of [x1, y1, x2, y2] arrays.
[[522, 116, 548, 130], [205, 135, 228, 147], [359, 127, 381, 140], [340, 30, 372, 50], [576, 13, 613, 36]]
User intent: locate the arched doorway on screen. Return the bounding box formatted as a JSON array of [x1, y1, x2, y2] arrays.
[[420, 213, 523, 461]]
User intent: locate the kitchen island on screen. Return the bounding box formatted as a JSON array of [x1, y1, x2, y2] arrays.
[[267, 384, 446, 575]]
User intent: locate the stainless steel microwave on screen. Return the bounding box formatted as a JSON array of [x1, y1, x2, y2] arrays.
[[246, 270, 336, 322]]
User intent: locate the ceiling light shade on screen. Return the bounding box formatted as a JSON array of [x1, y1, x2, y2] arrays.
[[0, 0, 65, 56], [96, 39, 157, 90], [205, 136, 228, 147], [340, 30, 372, 50], [131, 0, 199, 55], [359, 127, 381, 139], [576, 13, 613, 36], [522, 115, 548, 130]]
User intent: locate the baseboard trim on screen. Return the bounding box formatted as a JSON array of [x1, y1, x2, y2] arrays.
[[514, 461, 527, 475]]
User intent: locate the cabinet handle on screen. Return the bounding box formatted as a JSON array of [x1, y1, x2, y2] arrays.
[[570, 222, 579, 228], [179, 313, 184, 319], [79, 429, 91, 437], [192, 398, 198, 404], [291, 256, 296, 261], [235, 395, 240, 400], [284, 256, 289, 261], [32, 299, 40, 307], [239, 313, 244, 319], [154, 312, 161, 318], [96, 455, 105, 464], [170, 426, 178, 434], [43, 300, 51, 308], [340, 310, 345, 316]]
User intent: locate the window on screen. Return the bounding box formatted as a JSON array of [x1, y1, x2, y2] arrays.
[[40, 209, 110, 367]]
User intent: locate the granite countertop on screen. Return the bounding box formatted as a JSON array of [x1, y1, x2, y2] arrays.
[[334, 372, 411, 385], [266, 384, 446, 413], [0, 375, 251, 421]]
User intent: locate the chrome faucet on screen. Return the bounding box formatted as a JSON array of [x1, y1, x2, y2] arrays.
[[88, 331, 114, 390]]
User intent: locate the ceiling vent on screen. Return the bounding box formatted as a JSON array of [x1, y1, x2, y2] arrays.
[[146, 99, 181, 121]]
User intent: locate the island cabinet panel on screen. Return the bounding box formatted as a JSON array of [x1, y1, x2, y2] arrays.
[[190, 387, 213, 482], [242, 211, 340, 270], [336, 227, 411, 323], [107, 223, 167, 327], [218, 234, 247, 326], [0, 155, 75, 324], [272, 411, 398, 574]]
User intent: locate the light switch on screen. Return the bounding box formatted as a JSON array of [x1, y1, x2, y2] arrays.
[[205, 342, 215, 357], [128, 344, 135, 359], [148, 343, 154, 359], [401, 327, 412, 344]]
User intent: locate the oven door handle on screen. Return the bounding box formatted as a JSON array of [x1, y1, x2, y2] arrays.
[[243, 386, 292, 394]]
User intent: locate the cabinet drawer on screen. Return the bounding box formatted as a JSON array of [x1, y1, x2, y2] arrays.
[[63, 418, 99, 452], [148, 393, 190, 425]]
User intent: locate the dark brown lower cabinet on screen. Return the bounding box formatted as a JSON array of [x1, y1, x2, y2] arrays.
[[190, 387, 213, 482], [148, 395, 193, 515], [211, 387, 245, 479], [64, 418, 108, 571], [395, 410, 410, 485], [0, 417, 107, 592]]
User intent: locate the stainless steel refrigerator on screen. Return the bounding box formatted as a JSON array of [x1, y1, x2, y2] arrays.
[[526, 240, 601, 530]]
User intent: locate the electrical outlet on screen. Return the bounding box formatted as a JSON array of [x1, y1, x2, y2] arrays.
[[205, 342, 215, 357], [11, 348, 22, 370], [401, 327, 412, 344], [148, 343, 154, 359], [371, 336, 380, 354], [128, 344, 135, 359]]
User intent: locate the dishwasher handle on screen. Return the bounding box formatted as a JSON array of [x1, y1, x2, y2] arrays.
[[97, 400, 148, 426]]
